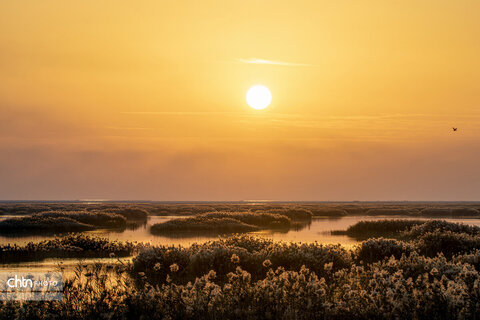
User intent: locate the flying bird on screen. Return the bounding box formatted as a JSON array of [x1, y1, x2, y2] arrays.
[[452, 127, 458, 132]]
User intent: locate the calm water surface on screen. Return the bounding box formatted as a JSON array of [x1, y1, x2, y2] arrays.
[[3, 215, 480, 247]]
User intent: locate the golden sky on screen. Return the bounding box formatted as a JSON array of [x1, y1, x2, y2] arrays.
[[1, 0, 480, 200]]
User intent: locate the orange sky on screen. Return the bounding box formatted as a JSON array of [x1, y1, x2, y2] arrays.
[[1, 0, 480, 200]]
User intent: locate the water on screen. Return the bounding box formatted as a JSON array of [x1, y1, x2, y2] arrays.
[[3, 215, 480, 247], [2, 215, 480, 271]]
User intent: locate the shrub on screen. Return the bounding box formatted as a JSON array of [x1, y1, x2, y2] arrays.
[[354, 238, 415, 264], [131, 235, 352, 285], [107, 208, 149, 220], [268, 208, 313, 220], [453, 249, 480, 271], [261, 241, 352, 280], [333, 219, 424, 238], [0, 234, 137, 263], [404, 220, 480, 238], [219, 234, 274, 252], [417, 207, 480, 217], [201, 211, 293, 228], [39, 210, 127, 228], [330, 253, 480, 319], [0, 216, 95, 234], [150, 217, 260, 235], [150, 211, 298, 235], [417, 231, 480, 258]]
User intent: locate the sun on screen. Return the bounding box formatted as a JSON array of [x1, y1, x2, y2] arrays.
[[246, 85, 272, 110]]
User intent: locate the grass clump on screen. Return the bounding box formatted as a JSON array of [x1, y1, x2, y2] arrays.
[[150, 211, 306, 236], [332, 219, 425, 239], [202, 211, 293, 228], [0, 216, 95, 234], [268, 208, 313, 220], [0, 211, 127, 235], [354, 238, 415, 263], [453, 249, 480, 271], [151, 216, 260, 235], [39, 210, 127, 228], [336, 219, 480, 260], [416, 231, 480, 258], [132, 235, 351, 285], [0, 234, 137, 263], [105, 208, 149, 221], [418, 207, 479, 217], [404, 220, 480, 238]]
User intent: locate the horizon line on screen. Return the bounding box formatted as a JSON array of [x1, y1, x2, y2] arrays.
[[1, 200, 480, 203]]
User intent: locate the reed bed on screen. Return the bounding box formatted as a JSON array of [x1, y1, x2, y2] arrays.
[[3, 231, 480, 319], [0, 234, 138, 263], [0, 210, 132, 235], [150, 211, 308, 235]]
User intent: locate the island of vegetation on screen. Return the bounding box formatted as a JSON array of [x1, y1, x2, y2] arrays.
[[150, 209, 312, 235]]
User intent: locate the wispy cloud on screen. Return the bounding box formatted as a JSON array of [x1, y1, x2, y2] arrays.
[[236, 58, 312, 67], [120, 111, 243, 116], [120, 111, 304, 119]]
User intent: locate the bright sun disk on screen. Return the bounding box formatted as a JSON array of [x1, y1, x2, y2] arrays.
[[246, 85, 272, 110]]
